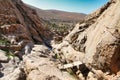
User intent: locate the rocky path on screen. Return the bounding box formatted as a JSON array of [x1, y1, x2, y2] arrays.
[[23, 45, 76, 80], [0, 45, 76, 80]]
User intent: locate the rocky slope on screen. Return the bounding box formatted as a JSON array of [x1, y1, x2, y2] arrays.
[[53, 0, 120, 79], [0, 0, 54, 53], [0, 0, 53, 79], [0, 0, 53, 45]]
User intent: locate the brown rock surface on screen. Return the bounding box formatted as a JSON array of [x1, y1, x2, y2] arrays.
[[0, 0, 52, 79], [0, 0, 53, 50]]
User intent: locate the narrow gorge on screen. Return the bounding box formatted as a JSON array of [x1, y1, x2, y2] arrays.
[[0, 0, 120, 80]]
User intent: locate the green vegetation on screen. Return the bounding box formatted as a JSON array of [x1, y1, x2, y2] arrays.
[[0, 39, 10, 46], [42, 18, 75, 39], [0, 34, 15, 59], [48, 22, 74, 37], [5, 50, 15, 59], [54, 54, 60, 59], [67, 68, 78, 79], [49, 23, 73, 32]]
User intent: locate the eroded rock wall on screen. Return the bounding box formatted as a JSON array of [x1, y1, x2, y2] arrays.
[[0, 0, 53, 79], [53, 0, 120, 74], [0, 0, 53, 50]]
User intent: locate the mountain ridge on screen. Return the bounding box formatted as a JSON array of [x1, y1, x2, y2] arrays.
[[26, 4, 86, 23]]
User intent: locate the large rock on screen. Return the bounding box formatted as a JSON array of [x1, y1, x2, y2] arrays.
[[0, 0, 53, 79], [83, 0, 120, 73], [27, 70, 60, 80], [0, 68, 24, 80], [0, 0, 53, 52], [53, 0, 120, 74], [0, 50, 8, 62], [23, 45, 76, 80]]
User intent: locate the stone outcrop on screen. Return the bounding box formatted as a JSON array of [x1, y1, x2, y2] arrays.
[[0, 0, 53, 52], [23, 45, 76, 80], [0, 50, 8, 62], [0, 0, 53, 79], [52, 0, 120, 79], [0, 68, 25, 80]]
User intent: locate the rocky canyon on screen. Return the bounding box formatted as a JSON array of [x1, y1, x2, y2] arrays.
[[0, 0, 120, 80]]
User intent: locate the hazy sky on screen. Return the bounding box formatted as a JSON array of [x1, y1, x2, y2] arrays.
[[22, 0, 108, 14]]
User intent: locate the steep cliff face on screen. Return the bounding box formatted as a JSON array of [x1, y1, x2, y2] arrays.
[[53, 0, 120, 75], [0, 0, 53, 48], [0, 0, 54, 79]]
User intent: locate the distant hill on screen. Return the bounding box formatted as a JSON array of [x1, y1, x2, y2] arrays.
[[27, 5, 86, 23]]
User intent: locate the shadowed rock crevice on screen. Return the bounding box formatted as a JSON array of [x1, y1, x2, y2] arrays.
[[110, 45, 120, 73]]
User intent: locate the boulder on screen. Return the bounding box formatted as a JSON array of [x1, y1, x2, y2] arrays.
[[0, 50, 8, 62], [0, 68, 23, 80], [53, 0, 120, 74], [23, 45, 76, 80]]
